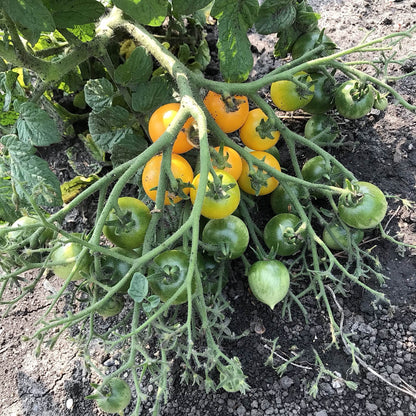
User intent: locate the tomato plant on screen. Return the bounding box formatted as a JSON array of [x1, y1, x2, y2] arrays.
[[270, 71, 315, 112], [7, 215, 53, 246], [263, 213, 307, 256], [103, 197, 151, 250], [96, 291, 125, 318], [202, 215, 249, 260], [335, 80, 375, 119], [148, 249, 195, 305], [248, 260, 290, 310], [190, 169, 240, 219], [239, 108, 280, 150], [338, 181, 387, 229], [323, 222, 365, 251], [204, 91, 249, 133], [301, 72, 335, 114], [211, 146, 243, 180], [238, 151, 281, 196], [142, 153, 194, 205], [197, 252, 228, 294], [148, 103, 196, 154]]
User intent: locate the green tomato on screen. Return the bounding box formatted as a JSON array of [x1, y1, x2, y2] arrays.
[[323, 222, 364, 251], [270, 71, 315, 112], [99, 247, 139, 293], [50, 240, 92, 281], [94, 378, 131, 414], [103, 197, 151, 250], [248, 260, 290, 310], [96, 292, 125, 318], [270, 183, 308, 215], [338, 181, 387, 229], [148, 250, 195, 305], [301, 72, 336, 114], [202, 215, 249, 260], [304, 114, 339, 144], [335, 80, 374, 119], [291, 30, 336, 60], [8, 215, 53, 246], [263, 213, 307, 256], [197, 252, 228, 295], [301, 155, 344, 197]]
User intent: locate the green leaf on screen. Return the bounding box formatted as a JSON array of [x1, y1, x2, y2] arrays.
[[67, 23, 96, 41], [171, 0, 213, 16], [211, 0, 259, 82], [14, 101, 61, 146], [2, 0, 55, 45], [88, 106, 137, 153], [273, 25, 300, 58], [0, 175, 20, 223], [113, 0, 169, 26], [128, 272, 148, 303], [255, 0, 296, 34], [114, 47, 153, 87], [0, 135, 62, 207], [110, 133, 148, 166], [131, 77, 174, 113], [143, 295, 160, 312], [47, 0, 105, 28], [84, 78, 115, 112]]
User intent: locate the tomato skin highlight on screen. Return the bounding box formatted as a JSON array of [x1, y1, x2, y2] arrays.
[[270, 71, 315, 112], [148, 103, 195, 154], [190, 169, 240, 219], [204, 91, 249, 133], [338, 181, 387, 229], [103, 197, 151, 249], [211, 146, 243, 180], [148, 249, 195, 305], [239, 108, 280, 151], [263, 213, 307, 256], [248, 260, 290, 310], [335, 80, 374, 120], [202, 215, 249, 260], [323, 222, 364, 251], [142, 153, 194, 205], [238, 150, 281, 196]]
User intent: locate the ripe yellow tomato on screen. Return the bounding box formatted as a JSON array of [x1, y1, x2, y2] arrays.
[[238, 151, 281, 195], [239, 108, 280, 150], [211, 146, 243, 180], [204, 91, 249, 133], [142, 153, 194, 205], [148, 103, 196, 154]]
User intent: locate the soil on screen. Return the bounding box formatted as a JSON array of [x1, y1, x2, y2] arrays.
[[1, 1, 416, 415]]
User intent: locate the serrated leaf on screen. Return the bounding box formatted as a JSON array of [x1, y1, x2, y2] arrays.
[[114, 47, 153, 86], [211, 0, 259, 82], [172, 0, 213, 16], [47, 0, 105, 28], [14, 101, 61, 146], [128, 272, 148, 303], [88, 106, 136, 153], [2, 0, 55, 45], [273, 26, 300, 58], [1, 135, 62, 207], [84, 78, 115, 112], [113, 0, 169, 26], [255, 0, 296, 34], [131, 77, 174, 113]]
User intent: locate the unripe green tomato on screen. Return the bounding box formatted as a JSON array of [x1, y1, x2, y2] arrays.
[[95, 378, 131, 414], [323, 222, 364, 250], [304, 114, 339, 144], [248, 260, 290, 310]]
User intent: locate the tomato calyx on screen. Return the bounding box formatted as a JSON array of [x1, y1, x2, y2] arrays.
[[104, 210, 135, 237], [341, 179, 365, 207], [210, 146, 233, 171], [255, 118, 278, 140], [348, 81, 372, 102], [205, 172, 236, 200], [294, 73, 315, 100], [222, 94, 246, 113]]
